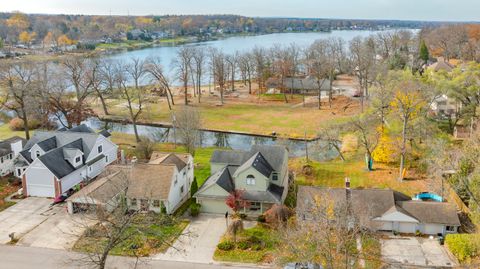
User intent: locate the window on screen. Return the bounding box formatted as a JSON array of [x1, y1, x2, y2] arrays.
[[183, 171, 186, 176], [8, 153, 12, 159], [75, 156, 81, 163], [36, 151, 41, 157], [0, 157, 3, 164], [446, 226, 456, 232], [105, 156, 108, 163], [17, 168, 22, 176], [174, 178, 178, 185], [89, 166, 92, 172], [249, 202, 261, 211], [180, 186, 184, 194], [272, 173, 278, 181], [153, 200, 160, 207], [98, 145, 103, 153], [131, 198, 137, 207], [246, 175, 256, 185]]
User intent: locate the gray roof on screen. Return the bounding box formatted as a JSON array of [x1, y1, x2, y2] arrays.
[[38, 139, 84, 179], [197, 166, 235, 194], [159, 154, 187, 171], [37, 136, 57, 151], [297, 186, 460, 228], [210, 150, 248, 165], [66, 124, 95, 134], [242, 189, 282, 203], [266, 76, 331, 91], [211, 145, 287, 174], [99, 130, 112, 138], [397, 201, 461, 226], [0, 136, 26, 156], [235, 152, 274, 178]]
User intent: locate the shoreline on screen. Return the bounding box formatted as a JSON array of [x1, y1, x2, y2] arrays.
[[100, 117, 320, 142]]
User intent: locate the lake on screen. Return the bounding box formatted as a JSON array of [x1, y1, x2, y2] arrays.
[[104, 29, 416, 79]]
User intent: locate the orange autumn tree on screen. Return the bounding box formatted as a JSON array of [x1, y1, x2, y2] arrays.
[[18, 31, 36, 47]]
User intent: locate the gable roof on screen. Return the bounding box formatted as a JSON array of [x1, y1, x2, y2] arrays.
[[210, 150, 249, 165], [297, 186, 460, 228], [397, 201, 460, 226], [234, 152, 274, 178], [196, 166, 235, 195], [38, 139, 84, 179], [149, 152, 188, 171], [117, 163, 177, 200], [0, 136, 26, 156], [67, 171, 127, 204]]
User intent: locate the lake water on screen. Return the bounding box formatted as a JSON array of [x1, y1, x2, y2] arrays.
[[104, 29, 415, 79], [85, 118, 339, 161]]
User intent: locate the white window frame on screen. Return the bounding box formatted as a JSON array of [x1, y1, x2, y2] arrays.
[[246, 175, 256, 185], [98, 145, 103, 154]]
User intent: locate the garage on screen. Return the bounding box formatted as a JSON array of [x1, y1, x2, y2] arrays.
[[198, 198, 230, 214], [398, 222, 417, 233]]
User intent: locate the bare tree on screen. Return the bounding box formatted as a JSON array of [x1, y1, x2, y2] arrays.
[[349, 113, 381, 171], [175, 105, 201, 156], [318, 124, 346, 161], [238, 52, 254, 94], [0, 60, 41, 139], [211, 50, 228, 104], [116, 60, 146, 142], [191, 48, 206, 103], [173, 47, 193, 105], [225, 51, 238, 92], [307, 41, 329, 109], [145, 57, 174, 110]]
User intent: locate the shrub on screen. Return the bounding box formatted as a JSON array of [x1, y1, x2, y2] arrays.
[[264, 204, 292, 227], [217, 240, 234, 251], [9, 117, 41, 131], [237, 240, 250, 250], [238, 213, 247, 220], [257, 214, 266, 223], [190, 203, 201, 217], [445, 234, 480, 262]]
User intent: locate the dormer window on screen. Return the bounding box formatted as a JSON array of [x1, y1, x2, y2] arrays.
[[272, 173, 278, 181], [98, 145, 103, 153], [36, 151, 41, 157], [246, 175, 256, 185], [75, 156, 81, 164]]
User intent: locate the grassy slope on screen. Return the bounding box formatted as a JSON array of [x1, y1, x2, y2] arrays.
[[97, 95, 360, 139]]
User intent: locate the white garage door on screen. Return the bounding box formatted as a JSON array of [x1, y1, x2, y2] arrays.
[[27, 183, 55, 197], [398, 222, 416, 234], [199, 199, 230, 214]]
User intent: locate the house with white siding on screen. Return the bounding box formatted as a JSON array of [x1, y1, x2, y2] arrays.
[[297, 185, 461, 236], [15, 124, 118, 198], [0, 136, 26, 176]]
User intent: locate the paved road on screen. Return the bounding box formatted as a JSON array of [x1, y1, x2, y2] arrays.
[[0, 245, 265, 269]]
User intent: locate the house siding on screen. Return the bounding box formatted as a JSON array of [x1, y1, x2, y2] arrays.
[[234, 167, 269, 192]]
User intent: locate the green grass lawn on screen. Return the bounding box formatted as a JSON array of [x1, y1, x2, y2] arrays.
[[289, 152, 428, 196], [0, 124, 25, 140], [73, 213, 189, 256], [214, 224, 279, 264]]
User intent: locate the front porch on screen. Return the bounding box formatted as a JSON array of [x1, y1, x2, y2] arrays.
[[238, 201, 274, 216]]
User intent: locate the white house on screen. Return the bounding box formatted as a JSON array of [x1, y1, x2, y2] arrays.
[[0, 136, 26, 176], [16, 124, 118, 198], [297, 185, 461, 236]]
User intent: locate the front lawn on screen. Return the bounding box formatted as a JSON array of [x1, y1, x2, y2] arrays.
[[214, 224, 279, 264], [0, 176, 20, 212], [73, 213, 189, 256]]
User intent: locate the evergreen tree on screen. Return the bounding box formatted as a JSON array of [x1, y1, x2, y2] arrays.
[[190, 177, 198, 197], [419, 40, 429, 64]]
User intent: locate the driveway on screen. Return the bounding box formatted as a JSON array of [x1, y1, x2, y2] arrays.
[[154, 214, 229, 263], [0, 197, 52, 244], [381, 236, 456, 267], [0, 197, 92, 250]]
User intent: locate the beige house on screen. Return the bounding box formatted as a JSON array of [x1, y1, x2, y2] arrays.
[[194, 145, 289, 215], [66, 152, 193, 215]]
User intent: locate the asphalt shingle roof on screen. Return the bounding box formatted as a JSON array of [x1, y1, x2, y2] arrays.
[[0, 136, 26, 156]]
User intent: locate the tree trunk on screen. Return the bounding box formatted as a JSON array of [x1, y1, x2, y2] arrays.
[[99, 94, 109, 115], [184, 82, 188, 105], [22, 111, 30, 140], [398, 117, 408, 181], [132, 119, 141, 143]]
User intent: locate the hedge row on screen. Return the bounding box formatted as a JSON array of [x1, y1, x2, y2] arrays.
[[445, 234, 480, 262]]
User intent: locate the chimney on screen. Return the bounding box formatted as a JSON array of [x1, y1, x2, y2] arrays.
[[345, 177, 351, 189]]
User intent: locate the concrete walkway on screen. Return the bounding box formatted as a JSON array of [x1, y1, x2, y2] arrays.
[[154, 214, 228, 263]]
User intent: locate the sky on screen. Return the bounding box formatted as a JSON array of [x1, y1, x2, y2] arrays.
[[0, 0, 479, 22]]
